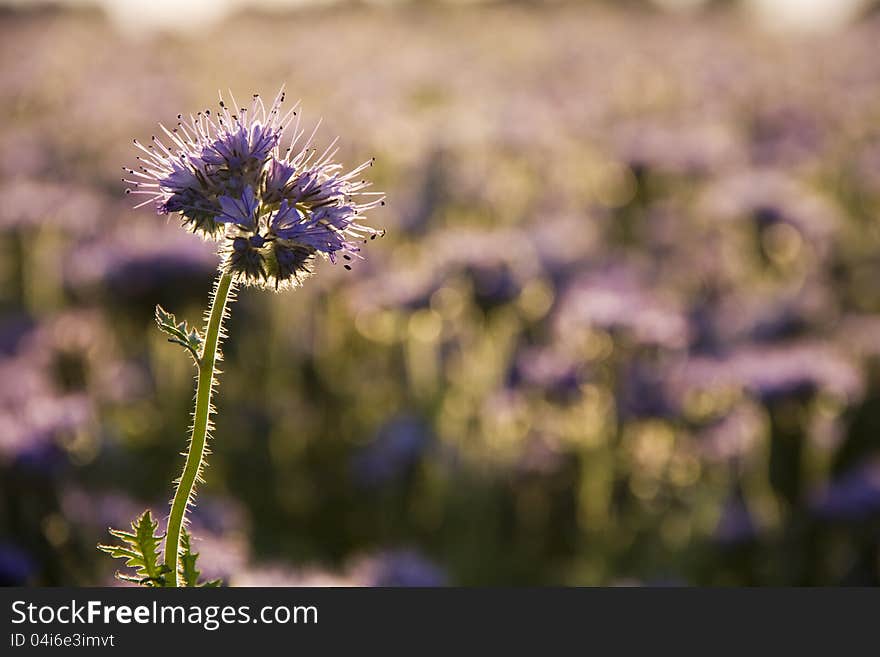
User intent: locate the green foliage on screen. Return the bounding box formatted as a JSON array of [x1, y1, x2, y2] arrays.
[[97, 510, 171, 587], [155, 304, 203, 363], [180, 530, 222, 587], [98, 512, 222, 587]]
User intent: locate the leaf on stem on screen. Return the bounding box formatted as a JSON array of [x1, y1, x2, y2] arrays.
[[180, 529, 223, 587], [97, 510, 172, 587], [155, 304, 203, 363]]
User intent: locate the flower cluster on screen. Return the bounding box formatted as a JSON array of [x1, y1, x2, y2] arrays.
[[124, 89, 384, 290]]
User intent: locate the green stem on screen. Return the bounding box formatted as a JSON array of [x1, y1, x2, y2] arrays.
[[163, 271, 234, 586]]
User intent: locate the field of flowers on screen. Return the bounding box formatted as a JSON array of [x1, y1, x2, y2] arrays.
[[2, 2, 880, 586]]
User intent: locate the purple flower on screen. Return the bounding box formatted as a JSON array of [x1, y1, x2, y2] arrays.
[[510, 345, 584, 400], [288, 204, 368, 259], [267, 199, 302, 239], [672, 341, 863, 405], [124, 87, 384, 290], [263, 158, 298, 203], [154, 157, 226, 235], [217, 187, 259, 230], [553, 265, 690, 350], [0, 312, 145, 472], [201, 122, 278, 171]]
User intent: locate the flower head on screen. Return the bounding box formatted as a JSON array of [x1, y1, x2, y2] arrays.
[[124, 88, 384, 289]]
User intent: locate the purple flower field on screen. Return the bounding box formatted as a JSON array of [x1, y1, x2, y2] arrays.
[[2, 0, 880, 586]]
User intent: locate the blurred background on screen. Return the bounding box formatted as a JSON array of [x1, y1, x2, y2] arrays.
[[2, 0, 880, 586]]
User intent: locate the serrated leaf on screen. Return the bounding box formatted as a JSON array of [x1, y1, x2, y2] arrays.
[[179, 530, 200, 587], [180, 529, 223, 587], [155, 304, 203, 363], [98, 510, 171, 587]]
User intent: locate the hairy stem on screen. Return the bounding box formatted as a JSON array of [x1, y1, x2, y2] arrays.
[[163, 271, 234, 586]]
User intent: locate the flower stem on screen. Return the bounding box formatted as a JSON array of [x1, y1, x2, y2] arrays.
[[163, 271, 234, 586]]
